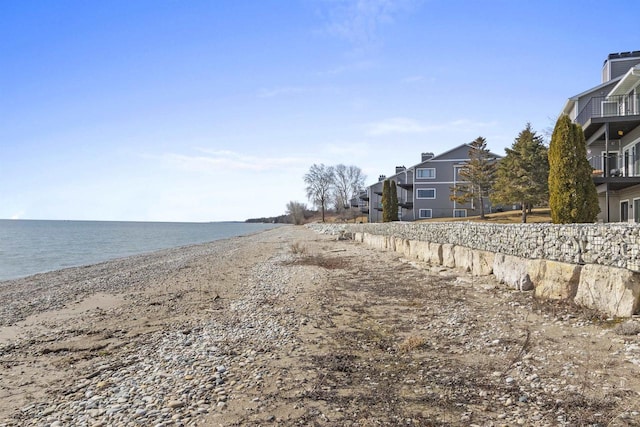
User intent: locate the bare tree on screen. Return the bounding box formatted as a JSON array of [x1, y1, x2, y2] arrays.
[[333, 164, 366, 214], [285, 201, 307, 225], [304, 164, 335, 222]]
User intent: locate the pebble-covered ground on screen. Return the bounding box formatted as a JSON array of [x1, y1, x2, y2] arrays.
[[1, 225, 640, 426]]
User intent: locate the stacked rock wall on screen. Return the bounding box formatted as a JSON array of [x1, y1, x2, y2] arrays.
[[310, 222, 640, 271], [308, 222, 640, 317]]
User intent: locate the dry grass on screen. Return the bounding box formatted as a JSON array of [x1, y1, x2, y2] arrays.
[[289, 242, 307, 255], [286, 253, 349, 270], [397, 335, 427, 353], [614, 320, 640, 336], [419, 208, 552, 224]]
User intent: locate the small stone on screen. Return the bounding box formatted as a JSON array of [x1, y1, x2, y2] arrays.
[[42, 406, 56, 416], [167, 400, 184, 409]]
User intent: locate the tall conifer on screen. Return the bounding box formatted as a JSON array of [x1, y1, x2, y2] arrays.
[[450, 137, 497, 219], [382, 179, 392, 222], [491, 123, 549, 222], [548, 115, 599, 223], [390, 180, 399, 221]]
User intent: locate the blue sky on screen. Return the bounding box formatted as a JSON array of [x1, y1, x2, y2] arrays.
[[1, 0, 638, 221]]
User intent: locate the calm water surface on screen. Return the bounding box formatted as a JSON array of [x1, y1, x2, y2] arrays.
[[0, 220, 281, 281]]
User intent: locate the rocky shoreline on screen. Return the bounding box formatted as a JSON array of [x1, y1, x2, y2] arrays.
[[1, 225, 640, 426]]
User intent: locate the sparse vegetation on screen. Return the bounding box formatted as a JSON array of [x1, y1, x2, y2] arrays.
[[289, 241, 307, 255], [614, 320, 640, 336], [285, 201, 308, 225], [398, 334, 427, 353]]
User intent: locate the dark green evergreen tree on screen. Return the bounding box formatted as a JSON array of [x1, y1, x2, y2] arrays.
[[491, 123, 549, 223], [382, 179, 392, 222], [389, 180, 399, 221], [548, 115, 599, 223], [450, 136, 497, 219]]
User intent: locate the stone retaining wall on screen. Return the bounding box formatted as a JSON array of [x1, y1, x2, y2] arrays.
[[308, 222, 640, 317]]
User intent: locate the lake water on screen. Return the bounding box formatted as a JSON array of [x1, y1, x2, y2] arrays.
[[0, 220, 282, 281]]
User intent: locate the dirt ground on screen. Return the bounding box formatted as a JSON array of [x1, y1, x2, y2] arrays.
[[1, 226, 640, 426]]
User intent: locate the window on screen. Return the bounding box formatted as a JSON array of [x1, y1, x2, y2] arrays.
[[416, 168, 436, 179], [453, 209, 467, 218], [416, 188, 436, 199], [419, 209, 432, 219]]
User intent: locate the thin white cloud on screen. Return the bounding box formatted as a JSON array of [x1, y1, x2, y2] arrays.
[[366, 117, 439, 136], [317, 60, 374, 76], [450, 119, 499, 129], [257, 86, 311, 98], [366, 117, 498, 136], [160, 149, 310, 173], [326, 141, 372, 157], [402, 75, 424, 83], [322, 0, 418, 47]]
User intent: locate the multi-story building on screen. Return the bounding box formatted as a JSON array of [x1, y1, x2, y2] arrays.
[[562, 51, 640, 222], [356, 144, 502, 222]]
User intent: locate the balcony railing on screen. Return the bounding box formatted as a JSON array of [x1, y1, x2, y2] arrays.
[[588, 154, 640, 177], [576, 94, 640, 127]]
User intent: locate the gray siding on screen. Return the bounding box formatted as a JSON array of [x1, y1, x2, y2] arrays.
[[610, 58, 640, 81], [363, 144, 501, 222]]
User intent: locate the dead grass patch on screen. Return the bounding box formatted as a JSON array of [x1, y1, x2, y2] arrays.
[[614, 320, 640, 336], [287, 254, 349, 270], [398, 335, 427, 353], [289, 242, 307, 255]]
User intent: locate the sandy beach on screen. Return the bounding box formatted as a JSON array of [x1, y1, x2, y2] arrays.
[[1, 225, 640, 426]]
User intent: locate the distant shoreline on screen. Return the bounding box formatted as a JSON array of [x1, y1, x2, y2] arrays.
[[0, 221, 283, 282]]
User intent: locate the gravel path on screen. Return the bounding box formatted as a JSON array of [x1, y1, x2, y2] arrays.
[[1, 225, 640, 426]]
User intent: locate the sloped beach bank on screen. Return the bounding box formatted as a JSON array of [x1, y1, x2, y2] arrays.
[[1, 225, 639, 426]]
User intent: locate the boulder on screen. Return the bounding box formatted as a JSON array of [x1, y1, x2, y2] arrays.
[[575, 264, 640, 317], [453, 246, 472, 272], [529, 260, 581, 300], [493, 253, 533, 291], [399, 238, 411, 257], [442, 244, 456, 268], [364, 233, 386, 250], [386, 235, 396, 252], [428, 242, 443, 266], [411, 240, 430, 262], [471, 250, 494, 276]]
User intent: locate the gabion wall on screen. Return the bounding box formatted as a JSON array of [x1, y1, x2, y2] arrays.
[[307, 222, 640, 272]]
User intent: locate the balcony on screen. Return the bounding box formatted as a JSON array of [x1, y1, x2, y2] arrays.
[[397, 181, 413, 189], [399, 200, 413, 209], [588, 154, 640, 191], [576, 94, 640, 140]]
